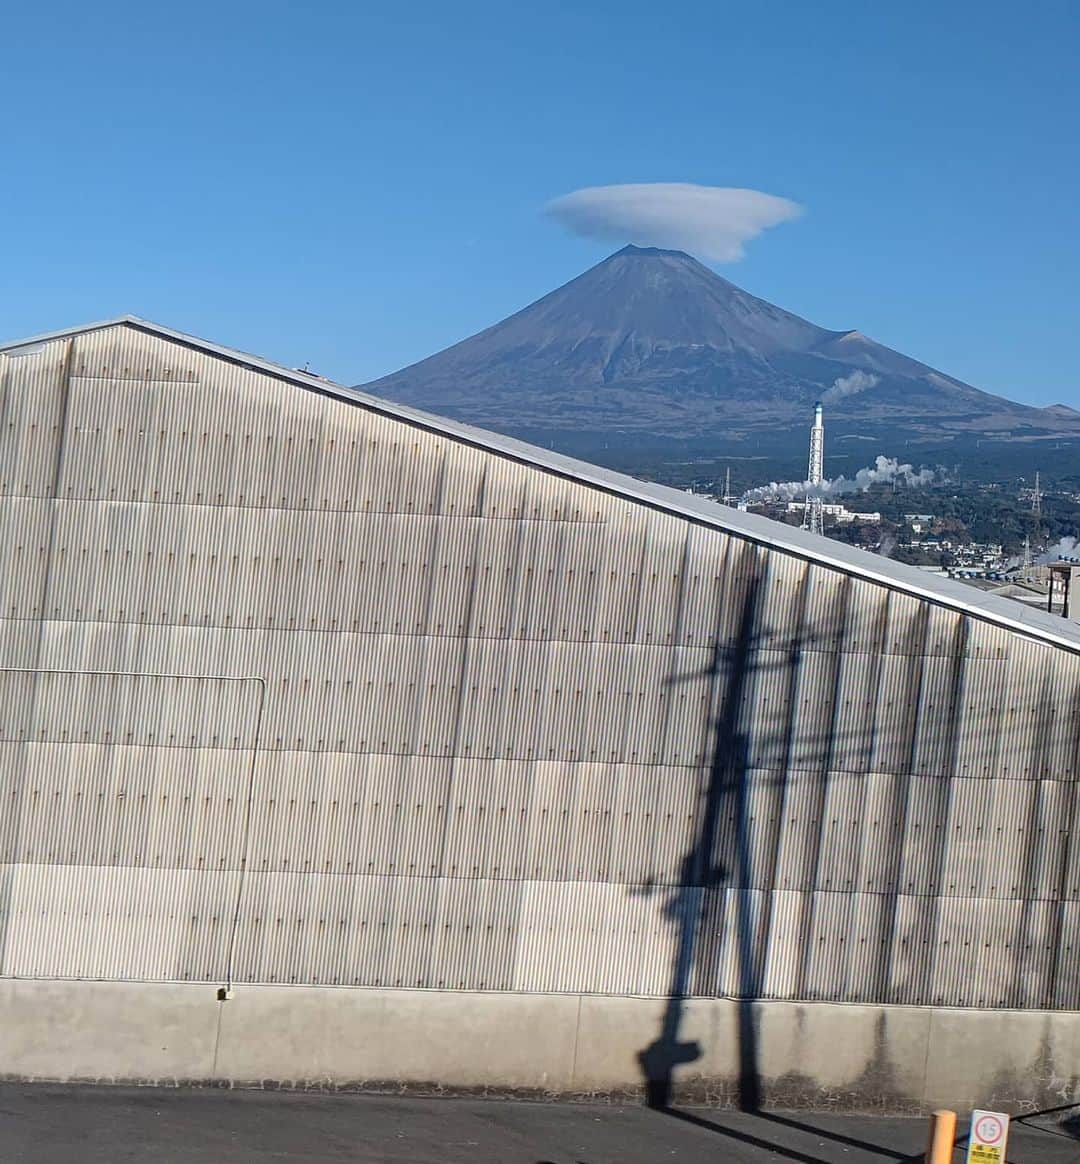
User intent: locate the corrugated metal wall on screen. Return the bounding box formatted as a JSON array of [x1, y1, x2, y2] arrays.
[[0, 323, 1077, 1008]]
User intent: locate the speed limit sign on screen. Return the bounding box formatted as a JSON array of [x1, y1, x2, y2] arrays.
[[966, 1109, 1009, 1163]]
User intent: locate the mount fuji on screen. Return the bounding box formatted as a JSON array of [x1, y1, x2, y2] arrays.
[[361, 246, 1080, 465]]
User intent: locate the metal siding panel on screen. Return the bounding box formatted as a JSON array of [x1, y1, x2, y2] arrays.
[[800, 890, 898, 1003], [428, 875, 522, 991], [441, 759, 532, 880], [887, 894, 939, 1005], [631, 513, 695, 648], [772, 770, 833, 894], [230, 871, 443, 988], [2, 742, 250, 870], [908, 654, 968, 778], [801, 566, 850, 652], [712, 539, 769, 650], [0, 671, 259, 750], [690, 886, 769, 998], [757, 551, 809, 654], [927, 896, 1051, 1008], [1053, 902, 1080, 1008], [881, 590, 930, 657], [0, 499, 53, 619], [953, 647, 1010, 777], [514, 879, 681, 994], [1, 863, 236, 981], [0, 338, 71, 499], [786, 649, 846, 775], [868, 654, 925, 776], [759, 888, 808, 998], [0, 322, 1077, 1010], [829, 650, 883, 774], [678, 525, 731, 649], [837, 576, 889, 656], [999, 659, 1068, 780]]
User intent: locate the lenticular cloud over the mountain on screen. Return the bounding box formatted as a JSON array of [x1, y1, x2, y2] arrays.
[[546, 182, 803, 262]]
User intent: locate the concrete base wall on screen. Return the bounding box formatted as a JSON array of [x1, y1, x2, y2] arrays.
[[1, 978, 1078, 1114]]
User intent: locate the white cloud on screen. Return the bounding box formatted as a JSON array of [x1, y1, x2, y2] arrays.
[[546, 182, 803, 262]]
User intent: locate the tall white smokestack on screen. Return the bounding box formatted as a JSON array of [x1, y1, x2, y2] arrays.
[[804, 402, 824, 536]]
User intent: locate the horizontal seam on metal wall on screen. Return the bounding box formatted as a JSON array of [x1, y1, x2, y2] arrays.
[[0, 973, 1076, 1011], [0, 666, 263, 683], [0, 493, 606, 524], [4, 863, 1075, 900], [1, 738, 1068, 780], [0, 616, 1008, 659], [69, 375, 203, 384], [0, 739, 254, 753], [0, 615, 724, 650]]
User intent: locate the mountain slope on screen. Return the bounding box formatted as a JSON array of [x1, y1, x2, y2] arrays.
[[361, 246, 1079, 450]]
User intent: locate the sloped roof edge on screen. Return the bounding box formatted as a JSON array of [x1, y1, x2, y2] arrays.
[[4, 315, 1078, 654]]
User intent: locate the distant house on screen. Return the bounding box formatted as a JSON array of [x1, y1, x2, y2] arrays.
[[904, 513, 936, 534]]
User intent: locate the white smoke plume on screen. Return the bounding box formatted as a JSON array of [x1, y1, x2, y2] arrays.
[[823, 370, 880, 402], [744, 455, 937, 503], [546, 183, 803, 262], [1038, 537, 1080, 564]]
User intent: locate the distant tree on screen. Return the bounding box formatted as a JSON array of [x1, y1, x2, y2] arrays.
[[931, 516, 971, 544]]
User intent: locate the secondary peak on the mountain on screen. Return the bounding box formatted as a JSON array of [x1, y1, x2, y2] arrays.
[[361, 248, 1080, 453]]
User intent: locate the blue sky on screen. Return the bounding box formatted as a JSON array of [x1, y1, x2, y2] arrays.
[[2, 0, 1077, 405]]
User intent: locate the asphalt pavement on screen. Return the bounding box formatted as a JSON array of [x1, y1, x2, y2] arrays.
[[0, 1084, 1076, 1163]]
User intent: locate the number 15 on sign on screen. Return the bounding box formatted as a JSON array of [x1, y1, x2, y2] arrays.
[[966, 1110, 1009, 1164]]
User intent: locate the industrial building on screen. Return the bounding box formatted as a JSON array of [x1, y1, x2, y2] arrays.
[[0, 317, 1077, 1111]]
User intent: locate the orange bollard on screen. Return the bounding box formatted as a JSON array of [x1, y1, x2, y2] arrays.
[[925, 1109, 957, 1164]]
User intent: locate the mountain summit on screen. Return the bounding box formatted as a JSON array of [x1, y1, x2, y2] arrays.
[[362, 246, 1079, 456]]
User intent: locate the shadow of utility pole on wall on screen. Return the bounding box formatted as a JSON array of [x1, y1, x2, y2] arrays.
[[637, 563, 767, 1112]]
